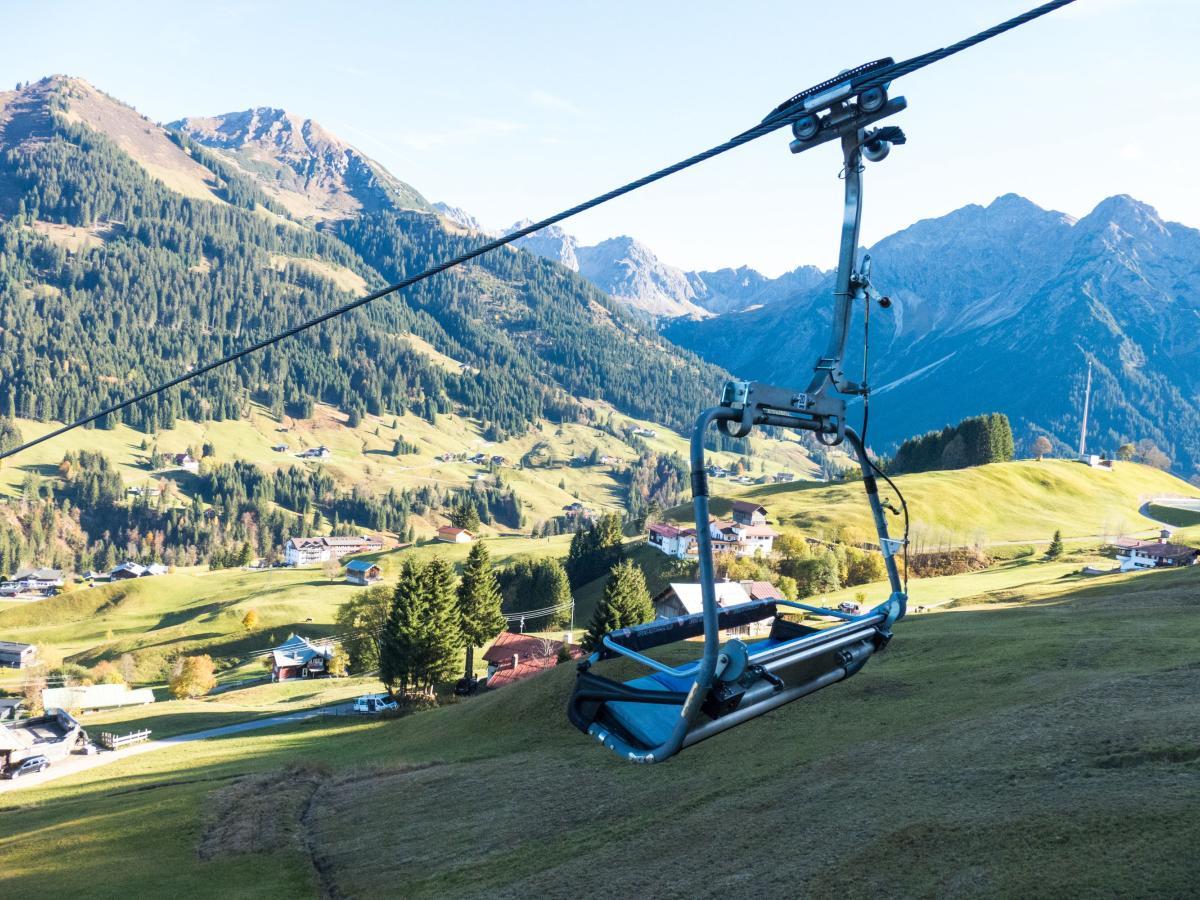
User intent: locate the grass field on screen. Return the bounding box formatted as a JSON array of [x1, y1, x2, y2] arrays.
[[1146, 500, 1200, 528], [0, 534, 575, 673], [2, 565, 1198, 898], [0, 398, 820, 540], [667, 459, 1199, 547]]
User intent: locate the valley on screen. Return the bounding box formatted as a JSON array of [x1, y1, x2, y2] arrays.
[[0, 24, 1197, 897]]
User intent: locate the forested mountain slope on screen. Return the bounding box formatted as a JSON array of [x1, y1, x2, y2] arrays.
[[668, 194, 1200, 476], [0, 76, 729, 443]]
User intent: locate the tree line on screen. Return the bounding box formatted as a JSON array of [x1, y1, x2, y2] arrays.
[[888, 413, 1015, 474]]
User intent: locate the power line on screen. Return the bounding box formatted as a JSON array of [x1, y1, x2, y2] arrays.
[[0, 0, 1076, 465]]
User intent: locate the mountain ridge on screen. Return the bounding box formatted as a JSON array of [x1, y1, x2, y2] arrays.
[[667, 192, 1200, 475]]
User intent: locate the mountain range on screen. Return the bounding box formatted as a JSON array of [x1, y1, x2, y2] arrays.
[[509, 222, 824, 320], [1, 74, 1196, 477], [0, 75, 727, 447], [667, 193, 1200, 474]]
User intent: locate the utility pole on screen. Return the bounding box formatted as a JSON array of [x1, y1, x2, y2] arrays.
[[1078, 360, 1092, 459]]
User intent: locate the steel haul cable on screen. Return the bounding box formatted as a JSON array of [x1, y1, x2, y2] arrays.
[[0, 0, 1076, 463]]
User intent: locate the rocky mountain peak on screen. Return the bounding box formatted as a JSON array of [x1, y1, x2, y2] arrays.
[[169, 107, 428, 220]]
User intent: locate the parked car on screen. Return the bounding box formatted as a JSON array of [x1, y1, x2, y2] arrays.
[[352, 694, 398, 714], [3, 755, 50, 779], [454, 676, 480, 696]]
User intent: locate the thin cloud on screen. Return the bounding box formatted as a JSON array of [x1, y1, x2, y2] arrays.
[[396, 117, 524, 151], [528, 89, 580, 115]]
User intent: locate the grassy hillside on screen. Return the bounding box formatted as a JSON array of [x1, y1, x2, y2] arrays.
[[2, 566, 1199, 897], [0, 399, 818, 543], [0, 534, 575, 672], [668, 460, 1199, 547]]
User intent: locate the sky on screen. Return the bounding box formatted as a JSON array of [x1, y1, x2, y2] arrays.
[[4, 0, 1196, 276]]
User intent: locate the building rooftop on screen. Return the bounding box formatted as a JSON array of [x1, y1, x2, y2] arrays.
[[656, 582, 753, 616]]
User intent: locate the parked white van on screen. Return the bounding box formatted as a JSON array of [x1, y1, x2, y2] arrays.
[[353, 694, 398, 714]]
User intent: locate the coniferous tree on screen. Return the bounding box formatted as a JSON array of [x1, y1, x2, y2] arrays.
[[582, 559, 652, 651], [417, 556, 463, 693], [1046, 529, 1064, 560], [456, 542, 506, 684], [381, 558, 424, 694], [449, 496, 481, 532]]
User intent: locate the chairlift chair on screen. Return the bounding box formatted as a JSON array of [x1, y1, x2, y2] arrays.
[[568, 76, 912, 763]]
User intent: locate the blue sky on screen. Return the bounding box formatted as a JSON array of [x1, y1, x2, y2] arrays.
[[5, 0, 1194, 275]]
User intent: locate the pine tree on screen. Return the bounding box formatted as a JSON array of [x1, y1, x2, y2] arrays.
[[1046, 529, 1064, 560], [456, 542, 506, 684], [381, 559, 424, 694], [449, 496, 481, 532], [582, 560, 652, 651], [417, 556, 463, 693]]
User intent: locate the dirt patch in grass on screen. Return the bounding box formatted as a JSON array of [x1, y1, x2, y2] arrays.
[[198, 763, 329, 860]]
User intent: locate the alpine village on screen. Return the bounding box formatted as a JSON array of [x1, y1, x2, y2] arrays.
[[2, 3, 1199, 898]]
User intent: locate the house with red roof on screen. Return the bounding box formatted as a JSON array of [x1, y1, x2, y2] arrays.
[[1112, 531, 1199, 572], [436, 526, 474, 544], [482, 631, 582, 688], [647, 522, 698, 559]]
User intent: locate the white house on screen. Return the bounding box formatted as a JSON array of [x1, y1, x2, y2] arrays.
[[708, 519, 778, 557], [647, 523, 698, 559], [1113, 531, 1198, 572], [0, 568, 64, 595], [284, 535, 383, 567]]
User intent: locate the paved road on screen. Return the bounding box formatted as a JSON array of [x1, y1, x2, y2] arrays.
[[0, 703, 353, 794]]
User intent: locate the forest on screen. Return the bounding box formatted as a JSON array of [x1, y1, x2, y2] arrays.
[[0, 87, 730, 449]]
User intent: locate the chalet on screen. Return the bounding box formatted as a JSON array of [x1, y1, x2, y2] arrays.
[[708, 518, 778, 557], [652, 581, 754, 619], [126, 485, 162, 498], [628, 426, 657, 438], [483, 631, 582, 688], [731, 501, 768, 526], [173, 452, 200, 474], [598, 455, 619, 466], [0, 641, 38, 670], [773, 471, 796, 484], [1113, 531, 1199, 572], [109, 561, 169, 580], [647, 523, 698, 559], [109, 562, 144, 580], [284, 535, 383, 566], [270, 633, 334, 681], [652, 581, 781, 637], [345, 559, 382, 586], [297, 446, 332, 460], [1082, 454, 1114, 470], [0, 568, 65, 595], [272, 444, 289, 453], [436, 526, 474, 544]]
